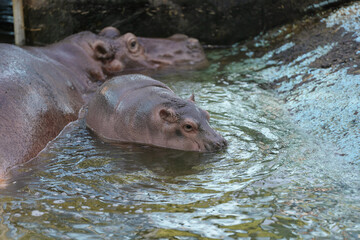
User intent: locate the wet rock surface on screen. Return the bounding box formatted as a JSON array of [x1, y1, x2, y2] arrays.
[[239, 2, 360, 161]]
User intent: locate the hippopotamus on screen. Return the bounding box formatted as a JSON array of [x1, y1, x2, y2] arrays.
[[0, 27, 208, 180], [86, 74, 227, 152]]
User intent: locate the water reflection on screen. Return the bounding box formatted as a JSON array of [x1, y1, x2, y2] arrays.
[[90, 135, 219, 177]]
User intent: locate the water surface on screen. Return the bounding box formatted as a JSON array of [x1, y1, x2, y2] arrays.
[[0, 46, 359, 239]]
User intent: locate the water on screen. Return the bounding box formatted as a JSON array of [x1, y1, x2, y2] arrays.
[[0, 46, 359, 239]]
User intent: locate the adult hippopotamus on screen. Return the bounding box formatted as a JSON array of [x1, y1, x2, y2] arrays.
[[86, 74, 227, 152], [0, 27, 208, 180]]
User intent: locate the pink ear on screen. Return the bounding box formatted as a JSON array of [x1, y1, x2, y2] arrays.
[[189, 93, 195, 102], [92, 40, 112, 59], [159, 108, 178, 123]]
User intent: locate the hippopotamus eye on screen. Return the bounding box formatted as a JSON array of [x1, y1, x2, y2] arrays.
[[183, 124, 195, 132], [128, 38, 139, 53], [130, 40, 137, 48]]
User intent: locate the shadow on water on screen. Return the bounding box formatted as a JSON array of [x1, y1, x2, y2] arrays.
[[88, 131, 224, 177]]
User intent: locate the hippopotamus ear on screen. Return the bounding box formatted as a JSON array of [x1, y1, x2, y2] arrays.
[[188, 93, 195, 102], [99, 27, 121, 39], [92, 40, 113, 60], [159, 108, 178, 123]]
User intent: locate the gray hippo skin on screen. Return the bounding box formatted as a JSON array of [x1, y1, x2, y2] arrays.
[[0, 26, 207, 181], [86, 74, 227, 152]]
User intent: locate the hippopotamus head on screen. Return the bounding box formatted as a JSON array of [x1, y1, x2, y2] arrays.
[[86, 74, 227, 152], [89, 27, 208, 76]]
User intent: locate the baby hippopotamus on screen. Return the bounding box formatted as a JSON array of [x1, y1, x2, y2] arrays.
[[86, 74, 227, 152]]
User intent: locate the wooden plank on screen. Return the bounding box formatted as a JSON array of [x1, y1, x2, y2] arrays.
[[12, 0, 25, 45]]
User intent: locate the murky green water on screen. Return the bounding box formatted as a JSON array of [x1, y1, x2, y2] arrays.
[[1, 47, 359, 239]]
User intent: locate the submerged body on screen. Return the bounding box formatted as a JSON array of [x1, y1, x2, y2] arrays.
[[0, 27, 207, 179], [86, 74, 227, 152]]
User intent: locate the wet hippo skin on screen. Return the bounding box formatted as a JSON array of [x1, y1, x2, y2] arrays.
[[86, 74, 227, 152], [0, 27, 208, 180]]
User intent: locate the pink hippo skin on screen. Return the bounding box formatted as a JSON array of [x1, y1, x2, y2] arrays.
[[0, 27, 208, 181], [86, 74, 227, 152]]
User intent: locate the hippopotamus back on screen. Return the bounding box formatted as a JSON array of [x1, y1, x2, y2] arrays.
[[86, 74, 227, 152], [0, 44, 84, 177]]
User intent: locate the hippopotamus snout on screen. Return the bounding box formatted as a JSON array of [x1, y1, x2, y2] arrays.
[[212, 135, 228, 151], [204, 138, 227, 151], [134, 34, 208, 70], [202, 128, 228, 152]]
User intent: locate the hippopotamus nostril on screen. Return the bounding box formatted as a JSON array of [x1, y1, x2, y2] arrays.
[[205, 143, 213, 151], [174, 50, 183, 55], [168, 33, 189, 41], [216, 137, 228, 150], [221, 137, 228, 147]]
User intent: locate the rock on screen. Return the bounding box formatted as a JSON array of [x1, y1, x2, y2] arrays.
[[22, 0, 351, 45], [237, 2, 360, 161]]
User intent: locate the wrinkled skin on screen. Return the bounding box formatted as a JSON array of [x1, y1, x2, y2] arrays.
[[86, 74, 227, 152], [0, 27, 208, 180]]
